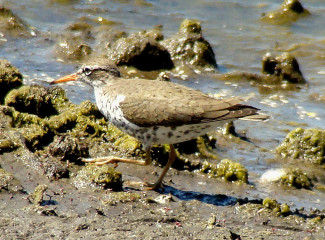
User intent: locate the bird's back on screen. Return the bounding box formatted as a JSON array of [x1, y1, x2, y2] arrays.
[[96, 78, 266, 128]]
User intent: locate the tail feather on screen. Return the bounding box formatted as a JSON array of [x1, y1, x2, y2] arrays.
[[240, 113, 270, 121]]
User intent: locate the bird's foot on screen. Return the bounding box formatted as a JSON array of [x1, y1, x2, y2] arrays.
[[143, 181, 164, 191], [82, 156, 119, 167]]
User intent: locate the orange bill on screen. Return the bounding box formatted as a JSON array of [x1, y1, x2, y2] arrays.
[[50, 73, 78, 85]]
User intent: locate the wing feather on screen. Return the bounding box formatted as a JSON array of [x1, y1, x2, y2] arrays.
[[105, 79, 261, 127]]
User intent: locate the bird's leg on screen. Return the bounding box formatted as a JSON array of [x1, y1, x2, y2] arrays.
[[82, 147, 152, 166], [145, 144, 176, 191]]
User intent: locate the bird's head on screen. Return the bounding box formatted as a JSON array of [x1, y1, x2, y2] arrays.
[[50, 59, 120, 87]]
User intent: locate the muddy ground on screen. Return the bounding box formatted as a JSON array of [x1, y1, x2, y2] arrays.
[[1, 149, 324, 240]]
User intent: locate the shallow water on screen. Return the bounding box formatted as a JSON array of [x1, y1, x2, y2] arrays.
[[2, 0, 325, 210]]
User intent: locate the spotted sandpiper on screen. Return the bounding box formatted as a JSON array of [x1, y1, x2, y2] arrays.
[[51, 59, 268, 190]]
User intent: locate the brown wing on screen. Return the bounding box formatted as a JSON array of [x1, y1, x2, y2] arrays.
[[107, 79, 260, 127]]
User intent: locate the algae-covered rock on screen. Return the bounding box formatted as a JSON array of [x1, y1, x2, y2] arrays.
[[19, 124, 52, 150], [0, 167, 23, 193], [278, 167, 313, 189], [65, 21, 93, 37], [28, 184, 48, 205], [0, 59, 23, 104], [0, 6, 35, 37], [260, 167, 313, 190], [223, 52, 306, 93], [262, 0, 310, 25], [94, 25, 127, 53], [176, 135, 217, 157], [141, 27, 164, 41], [105, 124, 141, 153], [307, 216, 324, 226], [48, 135, 89, 162], [262, 52, 306, 84], [47, 100, 107, 137], [262, 197, 291, 216], [200, 159, 248, 183], [2, 107, 52, 150], [74, 164, 123, 191], [5, 85, 57, 117], [107, 32, 174, 71], [48, 86, 72, 111], [161, 19, 217, 69], [55, 34, 92, 61], [0, 129, 19, 153], [276, 128, 325, 164]]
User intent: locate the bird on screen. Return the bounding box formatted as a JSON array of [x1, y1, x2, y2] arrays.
[[50, 58, 269, 190]]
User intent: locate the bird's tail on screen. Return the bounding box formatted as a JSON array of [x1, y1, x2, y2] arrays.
[[240, 113, 270, 121]]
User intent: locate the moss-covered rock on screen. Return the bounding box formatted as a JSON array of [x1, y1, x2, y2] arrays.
[[28, 184, 48, 205], [0, 129, 19, 153], [161, 19, 217, 69], [260, 167, 313, 190], [73, 164, 122, 191], [141, 27, 164, 41], [262, 52, 306, 84], [276, 128, 325, 164], [47, 87, 72, 111], [262, 197, 291, 216], [5, 85, 57, 117], [0, 59, 23, 104], [223, 52, 306, 93], [2, 106, 52, 150], [0, 6, 35, 37], [262, 0, 310, 25], [65, 21, 93, 36], [55, 34, 92, 61], [278, 167, 313, 189], [106, 124, 142, 153], [200, 159, 248, 183], [107, 32, 174, 71]]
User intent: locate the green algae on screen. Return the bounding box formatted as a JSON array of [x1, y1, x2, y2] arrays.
[[278, 167, 313, 189], [262, 197, 291, 216], [276, 128, 325, 164], [200, 159, 248, 183], [2, 107, 52, 150], [106, 124, 141, 153], [74, 164, 122, 191], [5, 85, 57, 117], [48, 87, 72, 112]]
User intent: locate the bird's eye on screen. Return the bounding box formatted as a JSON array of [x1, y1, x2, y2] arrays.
[[83, 67, 92, 76]]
